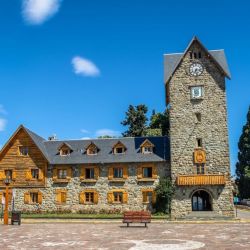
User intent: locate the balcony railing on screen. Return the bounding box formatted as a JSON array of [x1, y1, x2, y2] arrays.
[[177, 174, 226, 186]]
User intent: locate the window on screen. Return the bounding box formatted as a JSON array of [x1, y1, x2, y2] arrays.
[[113, 167, 123, 178], [196, 138, 202, 148], [197, 164, 205, 175], [142, 191, 153, 203], [113, 192, 123, 203], [85, 168, 95, 179], [195, 113, 201, 122], [189, 52, 193, 59], [30, 192, 38, 203], [143, 167, 152, 178], [58, 169, 67, 179], [198, 52, 202, 58], [194, 52, 197, 59], [85, 192, 94, 203], [143, 146, 153, 154], [115, 147, 124, 154], [87, 147, 97, 155], [60, 149, 70, 156], [191, 86, 203, 99], [5, 170, 13, 179], [19, 146, 28, 156], [31, 169, 39, 179]]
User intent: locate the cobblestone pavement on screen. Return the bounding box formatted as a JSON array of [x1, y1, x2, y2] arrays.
[[0, 222, 250, 249]]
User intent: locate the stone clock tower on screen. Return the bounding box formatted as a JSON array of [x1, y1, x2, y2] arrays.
[[164, 37, 234, 218]]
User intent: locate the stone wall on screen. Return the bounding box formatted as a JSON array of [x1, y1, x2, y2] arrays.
[[168, 41, 234, 218], [9, 162, 170, 213]]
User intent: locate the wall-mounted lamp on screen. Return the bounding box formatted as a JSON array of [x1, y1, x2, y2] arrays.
[[217, 188, 222, 195]]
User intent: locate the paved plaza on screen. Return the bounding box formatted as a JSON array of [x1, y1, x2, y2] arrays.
[[0, 222, 250, 249]]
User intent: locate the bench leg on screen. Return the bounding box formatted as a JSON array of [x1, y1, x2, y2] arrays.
[[145, 223, 147, 228], [127, 223, 129, 227]]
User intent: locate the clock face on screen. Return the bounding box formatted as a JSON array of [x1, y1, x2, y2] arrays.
[[189, 63, 203, 76]]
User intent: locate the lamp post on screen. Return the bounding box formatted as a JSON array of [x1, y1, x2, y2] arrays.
[[4, 177, 11, 225]]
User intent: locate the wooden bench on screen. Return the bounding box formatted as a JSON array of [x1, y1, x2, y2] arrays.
[[123, 211, 151, 227]]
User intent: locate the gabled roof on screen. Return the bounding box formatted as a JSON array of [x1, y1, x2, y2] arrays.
[[86, 142, 99, 150], [112, 141, 127, 150], [164, 36, 231, 84], [57, 142, 73, 151], [1, 125, 170, 164], [0, 125, 49, 161], [140, 139, 155, 148]]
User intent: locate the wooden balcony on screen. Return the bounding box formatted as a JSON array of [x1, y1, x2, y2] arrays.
[[177, 174, 225, 186]]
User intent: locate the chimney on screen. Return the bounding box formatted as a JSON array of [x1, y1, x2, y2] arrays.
[[48, 134, 57, 141]]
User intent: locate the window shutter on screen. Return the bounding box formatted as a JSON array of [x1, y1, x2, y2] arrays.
[[137, 166, 143, 179], [152, 166, 157, 179], [0, 170, 5, 180], [67, 168, 72, 180], [107, 191, 113, 204], [79, 192, 85, 204], [52, 168, 57, 181], [152, 191, 156, 204], [26, 170, 32, 180], [38, 192, 42, 204], [12, 170, 17, 180], [108, 167, 113, 180], [123, 166, 128, 179], [142, 191, 147, 203], [38, 169, 44, 181], [61, 191, 67, 203], [55, 190, 61, 203], [94, 191, 98, 204], [24, 192, 30, 204], [80, 167, 85, 179], [123, 191, 128, 204], [8, 191, 12, 204], [94, 167, 99, 180]]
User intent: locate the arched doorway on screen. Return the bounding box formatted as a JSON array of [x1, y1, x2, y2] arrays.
[[192, 190, 212, 211]]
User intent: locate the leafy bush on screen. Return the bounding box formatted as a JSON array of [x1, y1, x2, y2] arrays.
[[154, 177, 174, 214]]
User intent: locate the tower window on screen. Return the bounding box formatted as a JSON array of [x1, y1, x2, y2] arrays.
[[195, 113, 201, 122], [189, 52, 193, 59], [198, 52, 202, 58], [196, 138, 202, 148], [194, 52, 197, 59], [196, 164, 205, 174]]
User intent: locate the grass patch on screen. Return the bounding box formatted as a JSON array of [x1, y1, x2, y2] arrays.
[[21, 213, 170, 220]]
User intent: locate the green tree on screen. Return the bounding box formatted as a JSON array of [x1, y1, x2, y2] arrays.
[[121, 105, 148, 137], [236, 106, 250, 198], [149, 109, 170, 136], [154, 177, 174, 214]]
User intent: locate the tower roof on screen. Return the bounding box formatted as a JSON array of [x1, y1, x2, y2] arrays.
[[164, 36, 231, 84]]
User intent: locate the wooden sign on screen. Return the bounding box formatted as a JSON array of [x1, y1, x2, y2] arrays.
[[194, 149, 206, 164]]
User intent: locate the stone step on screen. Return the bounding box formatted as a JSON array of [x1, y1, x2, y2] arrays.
[[178, 211, 233, 221]]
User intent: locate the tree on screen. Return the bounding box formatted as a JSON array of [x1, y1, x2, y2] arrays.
[[236, 106, 250, 199], [149, 109, 170, 136], [98, 135, 115, 139], [154, 177, 174, 214], [121, 105, 148, 137]]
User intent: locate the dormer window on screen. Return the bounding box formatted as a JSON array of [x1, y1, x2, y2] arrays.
[[58, 143, 72, 156], [86, 142, 99, 155], [140, 139, 154, 154], [113, 141, 126, 154]]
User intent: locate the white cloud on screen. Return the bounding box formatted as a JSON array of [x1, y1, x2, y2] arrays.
[[0, 105, 7, 115], [81, 137, 91, 140], [22, 0, 62, 25], [0, 119, 7, 132], [80, 129, 89, 134], [72, 56, 100, 77], [95, 129, 120, 137]]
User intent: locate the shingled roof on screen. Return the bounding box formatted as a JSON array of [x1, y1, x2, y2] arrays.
[[3, 126, 170, 164], [164, 36, 231, 84]]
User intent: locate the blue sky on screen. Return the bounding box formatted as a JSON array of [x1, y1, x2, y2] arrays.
[[0, 0, 249, 175]]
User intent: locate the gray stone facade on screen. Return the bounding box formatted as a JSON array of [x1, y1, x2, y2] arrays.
[[167, 40, 234, 218], [12, 163, 169, 213]]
